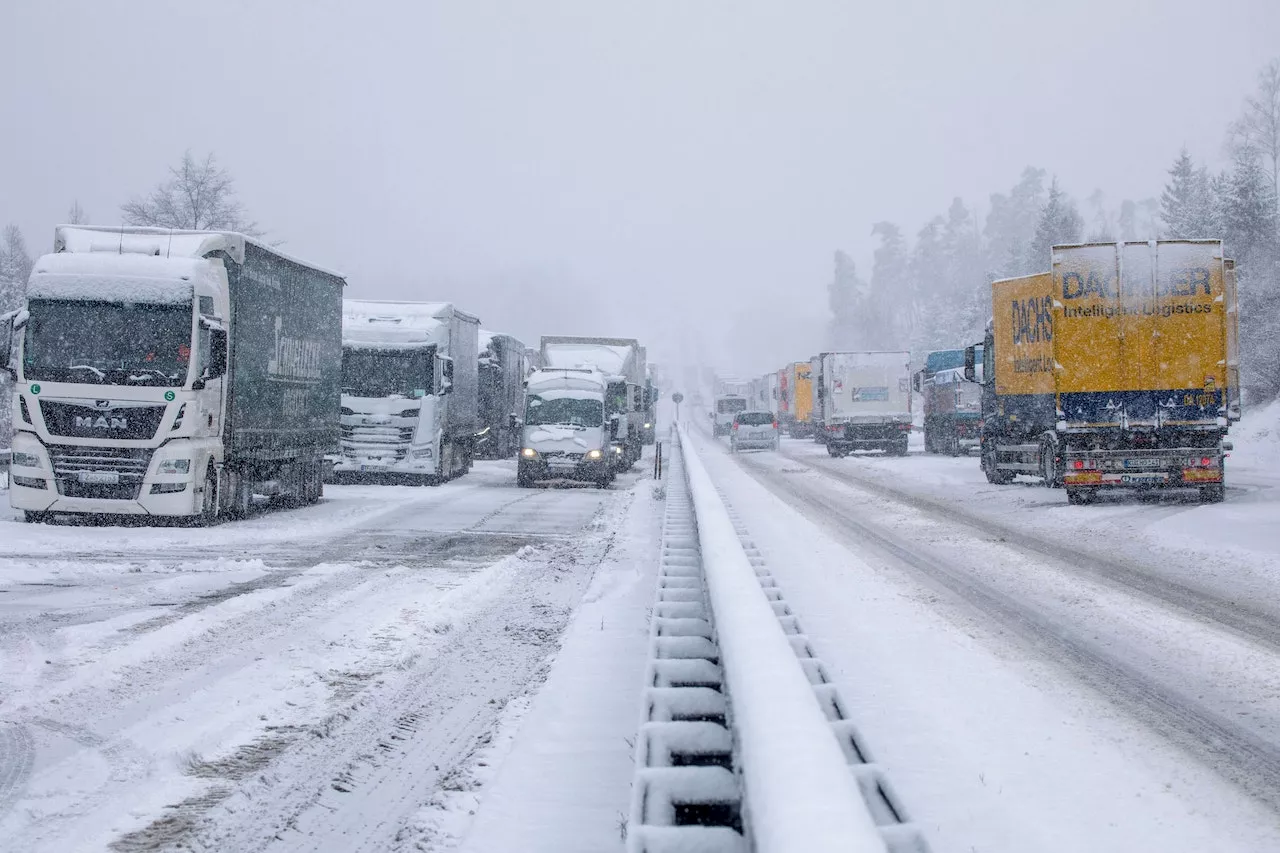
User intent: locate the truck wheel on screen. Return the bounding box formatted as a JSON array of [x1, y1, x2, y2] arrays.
[[1066, 488, 1095, 505], [21, 511, 48, 524], [982, 447, 1015, 485], [827, 445, 841, 458], [231, 474, 253, 518], [1199, 484, 1225, 503], [1040, 441, 1061, 488], [197, 467, 220, 526]]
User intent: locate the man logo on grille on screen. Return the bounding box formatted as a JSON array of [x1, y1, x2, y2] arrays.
[[75, 415, 128, 430]]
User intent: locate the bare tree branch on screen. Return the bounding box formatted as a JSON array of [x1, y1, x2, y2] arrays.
[[121, 150, 262, 236]]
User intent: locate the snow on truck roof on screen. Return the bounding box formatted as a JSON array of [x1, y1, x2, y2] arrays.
[[526, 367, 607, 394], [541, 343, 633, 375], [53, 225, 345, 279], [27, 252, 214, 304], [342, 300, 465, 349]]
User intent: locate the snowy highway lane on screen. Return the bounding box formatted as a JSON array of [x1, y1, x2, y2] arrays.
[[697, 430, 1280, 852], [0, 461, 638, 853]]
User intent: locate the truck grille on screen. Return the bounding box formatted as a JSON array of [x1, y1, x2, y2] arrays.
[[40, 401, 167, 441], [341, 424, 416, 461], [49, 446, 152, 501]]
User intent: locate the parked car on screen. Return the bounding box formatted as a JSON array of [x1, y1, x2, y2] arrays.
[[730, 411, 780, 452]]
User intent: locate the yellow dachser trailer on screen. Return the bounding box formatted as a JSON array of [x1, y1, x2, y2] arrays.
[[1051, 241, 1237, 504]]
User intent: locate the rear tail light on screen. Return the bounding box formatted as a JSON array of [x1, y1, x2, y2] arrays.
[[772, 421, 778, 430], [1201, 457, 1212, 467], [1073, 460, 1084, 470], [732, 422, 739, 430]]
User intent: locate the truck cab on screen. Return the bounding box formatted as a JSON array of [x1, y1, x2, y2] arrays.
[[518, 368, 614, 488]]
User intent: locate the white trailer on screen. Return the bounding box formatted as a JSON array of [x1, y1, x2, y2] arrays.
[[814, 351, 912, 457]]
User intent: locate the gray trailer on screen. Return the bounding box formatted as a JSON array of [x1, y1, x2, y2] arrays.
[[2, 225, 344, 522], [477, 330, 527, 459]]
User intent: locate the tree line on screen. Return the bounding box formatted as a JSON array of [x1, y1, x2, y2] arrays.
[[829, 58, 1280, 401]]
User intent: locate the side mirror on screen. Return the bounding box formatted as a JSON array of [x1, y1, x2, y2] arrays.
[[963, 346, 976, 383], [0, 313, 14, 378], [440, 356, 454, 395], [610, 415, 620, 439], [911, 372, 922, 393], [194, 328, 228, 389]]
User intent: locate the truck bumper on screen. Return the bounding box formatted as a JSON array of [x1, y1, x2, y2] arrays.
[[1062, 448, 1222, 489], [519, 458, 611, 484], [333, 443, 440, 477], [8, 433, 206, 519], [826, 422, 912, 451]]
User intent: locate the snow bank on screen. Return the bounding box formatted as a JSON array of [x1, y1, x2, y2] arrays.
[[1231, 399, 1280, 468], [678, 428, 885, 853]]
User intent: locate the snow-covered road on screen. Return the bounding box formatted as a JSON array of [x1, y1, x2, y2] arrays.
[[697, 428, 1280, 851], [0, 461, 645, 852]]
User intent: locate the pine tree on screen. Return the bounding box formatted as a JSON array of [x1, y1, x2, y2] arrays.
[[827, 250, 866, 349], [869, 222, 909, 348], [1025, 177, 1083, 271], [1221, 144, 1280, 269], [1161, 149, 1198, 238], [984, 167, 1046, 278]]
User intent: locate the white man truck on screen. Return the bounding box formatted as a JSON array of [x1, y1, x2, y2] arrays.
[[540, 336, 646, 470], [0, 225, 344, 524], [813, 350, 913, 457], [336, 301, 480, 484], [518, 367, 614, 488]]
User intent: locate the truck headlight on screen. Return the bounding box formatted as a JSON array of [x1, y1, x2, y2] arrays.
[[521, 448, 537, 459], [157, 458, 191, 475], [12, 451, 42, 469], [644, 423, 652, 429], [612, 446, 623, 455], [398, 408, 419, 418], [586, 449, 603, 459]]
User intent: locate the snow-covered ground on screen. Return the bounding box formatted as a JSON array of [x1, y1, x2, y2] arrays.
[[0, 460, 664, 852], [692, 415, 1280, 852]]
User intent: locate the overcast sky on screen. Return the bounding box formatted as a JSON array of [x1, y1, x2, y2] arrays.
[[4, 0, 1278, 373]]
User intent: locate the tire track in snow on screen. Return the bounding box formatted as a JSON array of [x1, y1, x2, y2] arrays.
[[736, 450, 1280, 815], [779, 445, 1280, 655]]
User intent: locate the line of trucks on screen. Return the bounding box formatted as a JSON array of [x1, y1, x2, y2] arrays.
[[0, 225, 659, 524], [712, 239, 1238, 504], [713, 351, 914, 457]]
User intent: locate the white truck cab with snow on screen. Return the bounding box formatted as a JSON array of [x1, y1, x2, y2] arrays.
[[518, 367, 614, 488], [0, 226, 344, 523], [336, 301, 480, 484]]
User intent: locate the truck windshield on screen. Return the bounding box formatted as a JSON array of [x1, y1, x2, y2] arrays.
[[342, 349, 432, 397], [526, 395, 603, 428], [22, 299, 192, 387]]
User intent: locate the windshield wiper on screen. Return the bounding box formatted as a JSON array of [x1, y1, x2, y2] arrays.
[[67, 364, 107, 380], [125, 368, 173, 383]]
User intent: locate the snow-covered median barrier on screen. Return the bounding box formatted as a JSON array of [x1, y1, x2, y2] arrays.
[[628, 427, 898, 852]]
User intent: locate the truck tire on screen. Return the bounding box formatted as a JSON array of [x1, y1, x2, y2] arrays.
[[231, 473, 253, 518], [1066, 488, 1095, 505], [21, 511, 47, 524], [890, 438, 909, 457], [981, 445, 1016, 485], [1039, 440, 1062, 489], [197, 467, 220, 526]]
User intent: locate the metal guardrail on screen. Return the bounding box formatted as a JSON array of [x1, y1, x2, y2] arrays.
[[629, 428, 927, 851]]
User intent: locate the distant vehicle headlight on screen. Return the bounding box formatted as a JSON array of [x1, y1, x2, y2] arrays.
[[521, 448, 538, 458], [586, 449, 603, 459], [157, 458, 191, 475], [644, 423, 652, 429], [612, 445, 623, 454], [12, 451, 42, 469]]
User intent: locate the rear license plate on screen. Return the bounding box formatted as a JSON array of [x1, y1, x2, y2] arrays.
[[79, 471, 119, 485], [1122, 458, 1161, 469], [1110, 472, 1168, 485]]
